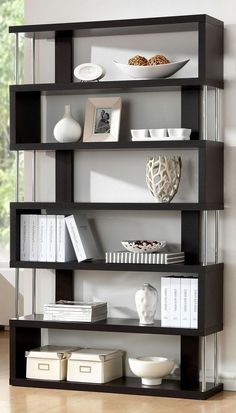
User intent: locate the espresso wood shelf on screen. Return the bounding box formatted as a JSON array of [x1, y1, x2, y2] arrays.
[[10, 139, 223, 152], [10, 201, 224, 212], [9, 79, 220, 94], [9, 14, 223, 35], [9, 314, 222, 337], [9, 260, 223, 273], [9, 377, 223, 400]]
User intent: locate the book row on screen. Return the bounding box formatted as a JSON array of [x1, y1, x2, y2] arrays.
[[20, 214, 98, 262], [44, 301, 107, 322], [161, 277, 198, 329]]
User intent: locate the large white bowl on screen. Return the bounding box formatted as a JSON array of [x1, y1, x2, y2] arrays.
[[129, 356, 175, 385], [114, 59, 189, 79], [121, 240, 166, 253]]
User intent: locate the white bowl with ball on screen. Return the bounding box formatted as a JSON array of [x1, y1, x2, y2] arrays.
[[121, 240, 166, 253], [129, 356, 176, 385]]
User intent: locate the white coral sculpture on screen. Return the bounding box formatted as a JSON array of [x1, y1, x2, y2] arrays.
[[146, 155, 182, 202]]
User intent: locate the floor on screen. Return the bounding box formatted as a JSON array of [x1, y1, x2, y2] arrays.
[[1, 331, 236, 413]]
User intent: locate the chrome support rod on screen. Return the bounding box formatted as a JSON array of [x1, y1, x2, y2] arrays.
[[215, 88, 220, 142], [32, 150, 37, 315], [15, 33, 19, 84], [213, 88, 220, 386], [214, 333, 219, 385], [32, 268, 36, 316], [203, 210, 208, 266], [201, 336, 207, 392], [32, 150, 36, 201], [15, 33, 20, 318], [202, 85, 208, 141], [32, 33, 36, 83], [215, 210, 219, 264], [31, 31, 36, 314]]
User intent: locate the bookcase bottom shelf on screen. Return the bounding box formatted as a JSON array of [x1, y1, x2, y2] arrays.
[[10, 377, 223, 400]]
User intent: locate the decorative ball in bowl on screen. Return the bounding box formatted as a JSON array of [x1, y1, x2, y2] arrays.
[[129, 356, 175, 386], [121, 240, 166, 253]]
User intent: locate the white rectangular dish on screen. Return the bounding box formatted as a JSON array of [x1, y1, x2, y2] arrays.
[[131, 136, 190, 141]]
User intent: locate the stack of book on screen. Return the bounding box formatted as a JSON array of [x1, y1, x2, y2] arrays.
[[20, 214, 98, 262], [44, 300, 107, 322], [161, 276, 198, 329], [105, 251, 184, 264]]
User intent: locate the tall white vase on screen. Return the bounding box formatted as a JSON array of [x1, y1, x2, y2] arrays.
[[135, 283, 158, 325], [53, 104, 82, 143]]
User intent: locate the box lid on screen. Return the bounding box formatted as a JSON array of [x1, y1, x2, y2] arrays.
[[68, 348, 124, 362], [25, 345, 80, 360]]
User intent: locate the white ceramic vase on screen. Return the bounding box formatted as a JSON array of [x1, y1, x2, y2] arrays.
[[53, 105, 82, 143], [135, 283, 158, 325], [146, 155, 182, 203]]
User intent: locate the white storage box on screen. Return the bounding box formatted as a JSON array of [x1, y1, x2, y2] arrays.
[[67, 348, 124, 383], [26, 345, 80, 381]]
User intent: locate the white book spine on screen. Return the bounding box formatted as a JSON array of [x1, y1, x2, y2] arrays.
[[161, 277, 171, 327], [57, 215, 65, 262], [46, 215, 56, 262], [170, 277, 181, 327], [180, 278, 191, 328], [29, 215, 38, 261], [65, 214, 98, 262], [38, 215, 47, 262], [57, 215, 76, 262], [65, 215, 86, 262], [190, 278, 198, 328], [20, 215, 30, 261]]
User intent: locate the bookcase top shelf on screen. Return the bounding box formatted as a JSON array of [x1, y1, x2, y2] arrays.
[[9, 314, 223, 336], [9, 14, 223, 36]]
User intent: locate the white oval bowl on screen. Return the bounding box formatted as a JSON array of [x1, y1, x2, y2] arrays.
[[74, 63, 105, 81], [114, 59, 189, 79], [121, 240, 166, 253], [129, 356, 175, 386]]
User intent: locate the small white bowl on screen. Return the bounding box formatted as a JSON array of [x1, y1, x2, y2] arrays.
[[129, 356, 175, 386], [131, 129, 149, 139], [168, 128, 191, 139], [149, 129, 168, 138], [121, 240, 166, 253]]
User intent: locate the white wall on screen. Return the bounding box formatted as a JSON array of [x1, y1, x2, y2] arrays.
[[23, 0, 236, 389]]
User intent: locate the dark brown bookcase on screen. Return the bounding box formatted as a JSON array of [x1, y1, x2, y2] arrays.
[[9, 14, 224, 400]]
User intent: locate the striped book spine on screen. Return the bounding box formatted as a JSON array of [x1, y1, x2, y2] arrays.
[[105, 251, 184, 264]]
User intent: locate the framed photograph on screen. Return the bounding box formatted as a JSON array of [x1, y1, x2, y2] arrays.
[[83, 97, 122, 142]]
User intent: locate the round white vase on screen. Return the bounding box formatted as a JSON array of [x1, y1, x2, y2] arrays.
[[53, 104, 82, 143], [135, 283, 158, 325]]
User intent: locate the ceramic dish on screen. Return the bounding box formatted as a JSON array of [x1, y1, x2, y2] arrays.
[[168, 128, 191, 139], [113, 59, 189, 79], [131, 136, 190, 141], [129, 356, 175, 385], [121, 240, 166, 253], [131, 129, 149, 139], [74, 63, 105, 81]]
